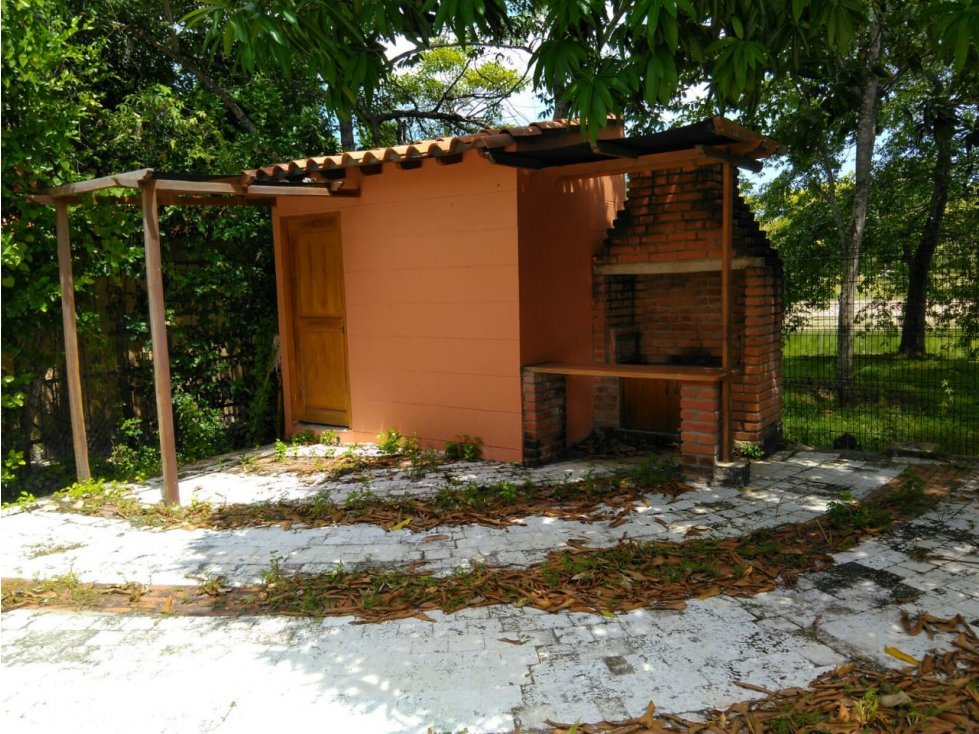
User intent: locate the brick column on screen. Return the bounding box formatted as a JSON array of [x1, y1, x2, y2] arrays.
[[731, 262, 783, 449], [680, 382, 721, 477], [522, 370, 566, 465]]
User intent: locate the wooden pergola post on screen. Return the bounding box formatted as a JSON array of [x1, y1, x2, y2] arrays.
[[720, 162, 733, 463], [54, 201, 92, 482], [141, 181, 180, 505]]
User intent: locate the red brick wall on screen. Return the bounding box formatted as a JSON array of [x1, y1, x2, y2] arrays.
[[522, 371, 566, 465], [593, 164, 782, 475]]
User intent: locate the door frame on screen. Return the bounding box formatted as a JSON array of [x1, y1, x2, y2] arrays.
[[274, 210, 352, 432]]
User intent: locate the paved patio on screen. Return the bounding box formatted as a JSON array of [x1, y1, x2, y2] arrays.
[[2, 449, 977, 733]]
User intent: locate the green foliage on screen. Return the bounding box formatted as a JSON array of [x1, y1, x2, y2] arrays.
[[320, 430, 340, 446], [108, 418, 162, 480], [291, 430, 317, 446], [827, 494, 892, 531], [737, 443, 766, 460], [1, 0, 341, 499], [188, 1, 978, 136], [343, 486, 378, 512], [376, 429, 405, 454], [444, 435, 483, 461], [361, 46, 527, 144], [2, 488, 38, 510], [173, 391, 231, 462], [274, 439, 288, 462]]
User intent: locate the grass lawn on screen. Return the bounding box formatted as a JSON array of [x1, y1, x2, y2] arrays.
[[782, 331, 978, 455]]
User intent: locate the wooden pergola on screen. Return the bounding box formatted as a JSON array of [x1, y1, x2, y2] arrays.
[[33, 169, 333, 504]]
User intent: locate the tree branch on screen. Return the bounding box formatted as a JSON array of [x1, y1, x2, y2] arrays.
[[110, 20, 258, 134]]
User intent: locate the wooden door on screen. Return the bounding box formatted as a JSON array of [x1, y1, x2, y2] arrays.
[[284, 214, 351, 426], [621, 379, 680, 434]]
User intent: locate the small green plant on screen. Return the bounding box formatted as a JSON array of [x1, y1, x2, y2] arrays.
[[444, 435, 483, 461], [738, 442, 765, 460], [2, 488, 38, 509], [291, 429, 317, 446], [377, 429, 404, 454], [407, 447, 441, 479], [854, 689, 879, 724], [895, 469, 926, 508], [400, 433, 421, 455], [1, 449, 26, 484], [343, 486, 378, 512], [274, 438, 289, 461], [190, 574, 229, 596], [310, 492, 337, 517], [320, 430, 340, 446], [938, 379, 954, 414], [624, 456, 676, 488], [494, 481, 519, 503], [261, 552, 286, 586], [827, 496, 892, 531]]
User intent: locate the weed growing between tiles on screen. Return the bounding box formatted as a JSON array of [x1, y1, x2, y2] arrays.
[[547, 612, 979, 733], [24, 457, 687, 532], [2, 468, 960, 623]]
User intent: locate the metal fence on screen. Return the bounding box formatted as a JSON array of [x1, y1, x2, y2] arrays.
[[779, 237, 978, 456]]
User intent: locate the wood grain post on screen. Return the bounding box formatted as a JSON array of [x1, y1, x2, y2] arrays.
[[55, 201, 92, 481], [720, 163, 733, 463], [141, 181, 180, 505]]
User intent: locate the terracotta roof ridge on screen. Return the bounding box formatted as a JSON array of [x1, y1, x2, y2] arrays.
[[245, 117, 612, 179]]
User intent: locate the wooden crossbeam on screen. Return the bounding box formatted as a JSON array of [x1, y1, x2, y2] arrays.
[[525, 362, 726, 382], [696, 144, 764, 172], [45, 169, 154, 197]]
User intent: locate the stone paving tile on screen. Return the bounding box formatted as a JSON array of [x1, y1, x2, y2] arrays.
[[2, 451, 977, 733], [1, 451, 902, 586]]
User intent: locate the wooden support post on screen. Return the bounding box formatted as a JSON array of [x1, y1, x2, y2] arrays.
[[141, 182, 180, 505], [55, 201, 92, 482], [721, 163, 733, 463]]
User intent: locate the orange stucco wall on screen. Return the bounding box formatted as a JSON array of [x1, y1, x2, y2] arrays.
[[273, 152, 523, 461], [516, 172, 625, 443]]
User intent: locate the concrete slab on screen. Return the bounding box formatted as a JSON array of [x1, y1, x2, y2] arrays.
[[2, 450, 976, 733]]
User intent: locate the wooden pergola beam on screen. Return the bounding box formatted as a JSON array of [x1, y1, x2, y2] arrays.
[[46, 169, 154, 197], [54, 201, 91, 482], [696, 144, 764, 172], [140, 181, 180, 505]]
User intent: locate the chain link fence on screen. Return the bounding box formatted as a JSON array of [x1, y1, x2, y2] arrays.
[[780, 236, 978, 456]]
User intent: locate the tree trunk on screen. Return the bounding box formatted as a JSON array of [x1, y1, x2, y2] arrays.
[[898, 111, 954, 357], [339, 118, 356, 151], [836, 14, 883, 406], [553, 96, 570, 120]]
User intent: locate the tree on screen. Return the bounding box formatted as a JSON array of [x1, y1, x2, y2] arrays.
[[888, 68, 979, 356], [360, 46, 528, 146], [188, 0, 978, 403], [742, 1, 978, 398], [1, 0, 341, 495]]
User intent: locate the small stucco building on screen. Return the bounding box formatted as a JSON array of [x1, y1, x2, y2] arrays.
[[256, 118, 784, 472], [41, 117, 784, 503]]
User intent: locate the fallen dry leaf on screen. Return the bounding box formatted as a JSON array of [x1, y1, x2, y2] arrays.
[[884, 645, 920, 666]]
